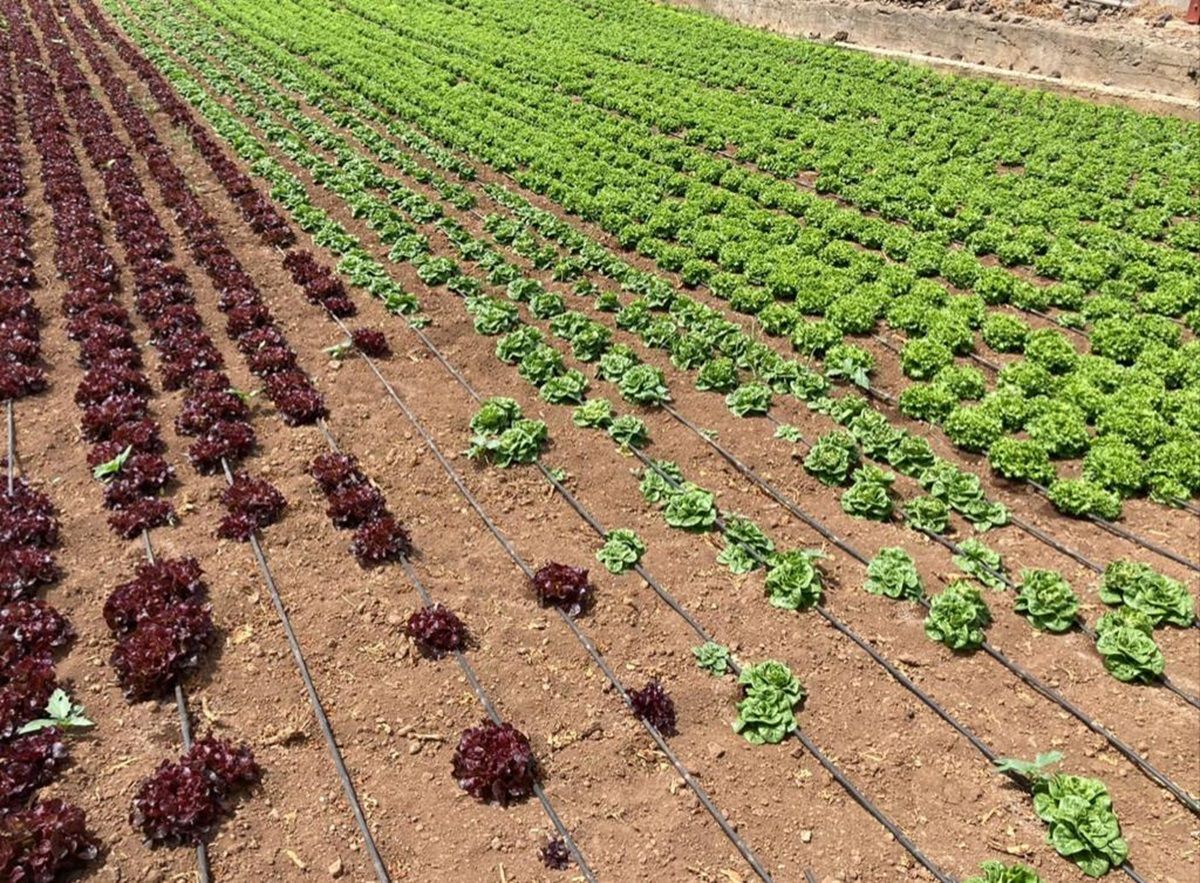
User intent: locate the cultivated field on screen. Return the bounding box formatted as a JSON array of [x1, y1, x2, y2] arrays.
[[0, 0, 1197, 881]]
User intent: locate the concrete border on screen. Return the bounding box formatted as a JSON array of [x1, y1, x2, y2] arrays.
[[661, 0, 1200, 117]]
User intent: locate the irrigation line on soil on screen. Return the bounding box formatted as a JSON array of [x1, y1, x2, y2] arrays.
[[660, 404, 1200, 816], [332, 316, 956, 883], [311, 421, 601, 882], [141, 529, 213, 883], [217, 458, 392, 883], [323, 321, 778, 883]]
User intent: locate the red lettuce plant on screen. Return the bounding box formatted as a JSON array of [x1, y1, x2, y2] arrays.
[[532, 563, 593, 616], [452, 720, 536, 804], [0, 799, 98, 880], [628, 680, 677, 736], [131, 736, 260, 844], [405, 604, 467, 658]]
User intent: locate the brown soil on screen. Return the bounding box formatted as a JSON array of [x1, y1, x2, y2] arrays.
[[4, 1, 1197, 882]]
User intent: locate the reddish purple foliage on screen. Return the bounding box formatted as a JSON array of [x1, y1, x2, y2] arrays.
[[184, 736, 260, 791], [531, 563, 593, 616], [110, 601, 214, 701], [0, 509, 59, 548], [187, 421, 256, 475], [0, 600, 74, 670], [0, 549, 60, 602], [628, 680, 677, 736], [175, 390, 249, 437], [130, 736, 259, 845], [0, 729, 69, 811], [405, 604, 467, 658], [541, 838, 571, 870], [350, 515, 410, 567], [452, 720, 536, 804], [350, 329, 389, 358], [217, 473, 285, 541], [308, 452, 363, 494], [0, 656, 57, 738], [0, 799, 98, 881], [107, 498, 174, 540], [103, 557, 205, 635], [129, 760, 220, 845], [325, 483, 386, 529]]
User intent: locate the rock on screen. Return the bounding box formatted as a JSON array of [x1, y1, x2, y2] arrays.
[[328, 857, 344, 878], [945, 0, 964, 10], [1080, 7, 1098, 22]]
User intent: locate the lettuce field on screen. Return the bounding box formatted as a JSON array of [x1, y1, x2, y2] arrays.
[[0, 0, 1197, 880]]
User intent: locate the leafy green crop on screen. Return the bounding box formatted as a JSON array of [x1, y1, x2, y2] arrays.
[[1094, 608, 1164, 683], [695, 357, 739, 392], [944, 405, 1005, 453], [904, 495, 950, 534], [608, 414, 649, 448], [863, 548, 924, 601], [773, 423, 803, 443], [980, 314, 1030, 353], [803, 431, 859, 486], [1047, 478, 1122, 520], [1097, 559, 1194, 627], [572, 397, 613, 429], [469, 397, 522, 437], [639, 460, 685, 505], [925, 580, 991, 650], [596, 529, 645, 574], [618, 364, 670, 405], [92, 445, 133, 481], [763, 550, 825, 610], [1014, 570, 1079, 633], [840, 465, 894, 521], [716, 514, 775, 574], [987, 438, 1055, 484], [663, 486, 718, 532], [540, 369, 588, 404], [952, 538, 1007, 590], [596, 345, 640, 382], [963, 861, 1042, 883], [733, 660, 805, 745], [725, 383, 773, 417], [693, 641, 732, 677], [1031, 774, 1128, 877]]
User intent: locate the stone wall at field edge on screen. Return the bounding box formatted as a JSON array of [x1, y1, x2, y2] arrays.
[[661, 0, 1200, 104]]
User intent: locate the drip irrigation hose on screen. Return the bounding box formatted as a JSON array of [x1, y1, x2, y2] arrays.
[[313, 421, 598, 883], [218, 458, 392, 883]]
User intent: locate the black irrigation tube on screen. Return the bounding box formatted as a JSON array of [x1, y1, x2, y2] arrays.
[[140, 529, 212, 883], [311, 420, 599, 883], [215, 456, 392, 883], [1026, 480, 1200, 574], [322, 315, 778, 883], [660, 403, 1200, 817]]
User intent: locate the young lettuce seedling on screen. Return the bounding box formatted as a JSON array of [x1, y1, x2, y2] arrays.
[[92, 445, 132, 482], [18, 688, 95, 735]]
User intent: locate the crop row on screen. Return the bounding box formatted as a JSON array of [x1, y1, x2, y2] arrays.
[[153, 0, 1200, 526], [96, 1, 1200, 878], [125, 0, 1197, 704]]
